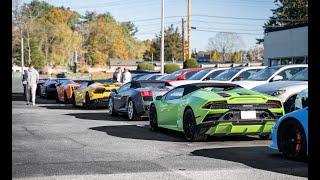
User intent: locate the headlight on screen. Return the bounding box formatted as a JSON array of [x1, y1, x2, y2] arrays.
[[270, 90, 286, 96]]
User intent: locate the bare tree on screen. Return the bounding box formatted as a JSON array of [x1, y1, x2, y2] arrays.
[[207, 32, 245, 61]]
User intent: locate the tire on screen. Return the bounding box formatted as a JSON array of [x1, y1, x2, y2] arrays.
[[72, 93, 76, 107], [149, 104, 158, 131], [284, 95, 297, 113], [127, 99, 139, 121], [259, 134, 270, 140], [64, 91, 68, 104], [108, 97, 116, 116], [183, 108, 207, 142], [278, 120, 307, 161], [84, 92, 92, 109]]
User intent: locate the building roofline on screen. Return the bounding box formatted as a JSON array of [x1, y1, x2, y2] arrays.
[[265, 23, 308, 33]]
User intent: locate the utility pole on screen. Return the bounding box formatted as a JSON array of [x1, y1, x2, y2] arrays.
[[181, 18, 185, 62], [20, 30, 24, 73], [160, 0, 165, 74], [151, 52, 154, 64], [187, 0, 191, 59]]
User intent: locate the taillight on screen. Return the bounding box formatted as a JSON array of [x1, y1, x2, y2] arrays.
[[266, 100, 282, 108], [202, 100, 228, 109], [141, 90, 153, 97]]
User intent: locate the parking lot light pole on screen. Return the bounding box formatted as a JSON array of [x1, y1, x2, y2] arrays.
[[160, 0, 164, 74]]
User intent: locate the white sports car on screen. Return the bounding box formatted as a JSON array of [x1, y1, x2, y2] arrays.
[[252, 68, 308, 113]]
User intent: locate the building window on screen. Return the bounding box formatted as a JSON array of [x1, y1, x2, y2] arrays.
[[293, 56, 306, 64], [269, 58, 281, 66], [281, 57, 293, 65]]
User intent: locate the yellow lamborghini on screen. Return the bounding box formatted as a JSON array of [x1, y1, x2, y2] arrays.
[[72, 80, 120, 109]]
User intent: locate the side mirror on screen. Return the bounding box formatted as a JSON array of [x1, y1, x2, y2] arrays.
[[156, 95, 163, 100], [177, 74, 186, 80], [272, 75, 283, 82]]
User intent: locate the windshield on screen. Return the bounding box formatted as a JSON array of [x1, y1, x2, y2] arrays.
[[189, 69, 212, 80], [247, 66, 282, 81], [161, 70, 182, 80], [213, 68, 242, 81], [289, 68, 308, 81]]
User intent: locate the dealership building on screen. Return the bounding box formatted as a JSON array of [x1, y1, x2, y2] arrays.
[[263, 24, 308, 66]]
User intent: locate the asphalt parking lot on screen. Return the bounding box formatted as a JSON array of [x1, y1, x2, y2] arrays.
[[12, 75, 307, 180]]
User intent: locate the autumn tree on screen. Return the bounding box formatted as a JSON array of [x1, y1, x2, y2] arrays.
[[231, 52, 241, 62], [143, 24, 183, 62], [210, 50, 220, 62], [207, 32, 245, 61]]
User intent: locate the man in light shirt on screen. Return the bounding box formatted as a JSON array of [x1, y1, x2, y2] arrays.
[[26, 64, 39, 106], [122, 68, 132, 84]]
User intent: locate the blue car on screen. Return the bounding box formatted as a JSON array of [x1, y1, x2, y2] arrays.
[[270, 107, 308, 160]]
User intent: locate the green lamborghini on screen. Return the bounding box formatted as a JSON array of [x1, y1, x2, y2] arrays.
[[149, 83, 285, 141]]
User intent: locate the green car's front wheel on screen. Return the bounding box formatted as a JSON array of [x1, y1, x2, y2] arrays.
[[183, 108, 207, 142], [149, 104, 158, 131]]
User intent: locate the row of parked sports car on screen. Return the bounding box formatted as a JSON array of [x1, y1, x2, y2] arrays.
[[37, 64, 308, 161]]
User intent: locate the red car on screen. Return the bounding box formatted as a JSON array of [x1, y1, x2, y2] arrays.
[[159, 68, 203, 82]]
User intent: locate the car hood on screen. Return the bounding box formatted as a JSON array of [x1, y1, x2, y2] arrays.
[[234, 81, 267, 89], [252, 81, 308, 93]]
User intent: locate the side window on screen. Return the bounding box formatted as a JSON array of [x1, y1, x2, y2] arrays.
[[278, 67, 305, 80], [237, 69, 261, 80], [205, 70, 225, 80], [185, 71, 198, 79], [164, 88, 185, 101], [119, 83, 131, 92]]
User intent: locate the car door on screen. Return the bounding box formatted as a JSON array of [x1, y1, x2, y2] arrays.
[[113, 82, 131, 110], [158, 87, 185, 128]]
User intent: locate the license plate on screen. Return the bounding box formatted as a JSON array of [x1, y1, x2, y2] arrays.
[[240, 111, 256, 119]]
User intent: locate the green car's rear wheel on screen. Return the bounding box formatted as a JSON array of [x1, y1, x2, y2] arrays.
[[149, 104, 158, 131], [278, 120, 307, 161], [183, 108, 207, 142]]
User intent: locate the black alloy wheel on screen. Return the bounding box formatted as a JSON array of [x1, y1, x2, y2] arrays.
[[278, 120, 307, 161], [183, 108, 207, 142]]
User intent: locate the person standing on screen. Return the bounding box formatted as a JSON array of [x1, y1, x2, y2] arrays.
[[26, 64, 39, 106], [112, 67, 119, 82], [22, 70, 28, 97], [122, 68, 132, 84], [116, 67, 122, 83]]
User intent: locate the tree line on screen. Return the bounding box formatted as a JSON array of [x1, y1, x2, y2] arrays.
[[12, 0, 146, 69]]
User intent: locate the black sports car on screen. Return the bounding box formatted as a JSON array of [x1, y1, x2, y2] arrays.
[[108, 80, 171, 120], [40, 78, 69, 99]]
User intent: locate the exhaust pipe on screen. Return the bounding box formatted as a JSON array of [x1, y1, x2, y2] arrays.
[[225, 112, 234, 120], [261, 112, 269, 119]]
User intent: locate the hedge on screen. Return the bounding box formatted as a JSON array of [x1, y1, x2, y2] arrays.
[[164, 64, 180, 74], [183, 58, 200, 68], [137, 63, 155, 71]]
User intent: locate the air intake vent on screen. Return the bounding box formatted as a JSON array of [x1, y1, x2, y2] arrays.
[[217, 92, 231, 97]]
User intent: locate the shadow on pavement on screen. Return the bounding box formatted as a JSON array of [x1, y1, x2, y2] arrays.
[[89, 125, 186, 142], [66, 113, 130, 121], [191, 146, 308, 177], [12, 93, 57, 104], [40, 105, 107, 110], [89, 125, 263, 143]]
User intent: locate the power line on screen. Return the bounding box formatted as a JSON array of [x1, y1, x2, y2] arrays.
[[193, 29, 263, 35]]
